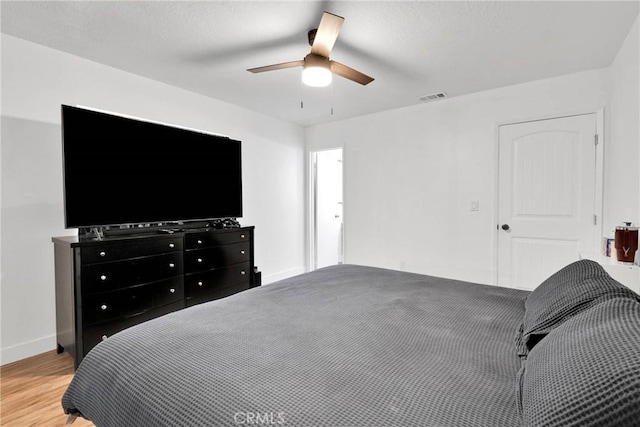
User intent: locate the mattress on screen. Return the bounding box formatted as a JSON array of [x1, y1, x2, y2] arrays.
[[62, 264, 528, 426]]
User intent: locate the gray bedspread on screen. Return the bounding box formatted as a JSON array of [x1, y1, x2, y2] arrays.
[[62, 264, 528, 426]]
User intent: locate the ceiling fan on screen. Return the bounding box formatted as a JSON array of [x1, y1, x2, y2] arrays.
[[247, 11, 374, 87]]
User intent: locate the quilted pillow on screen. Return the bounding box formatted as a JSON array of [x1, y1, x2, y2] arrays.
[[520, 297, 640, 426], [521, 259, 639, 352]]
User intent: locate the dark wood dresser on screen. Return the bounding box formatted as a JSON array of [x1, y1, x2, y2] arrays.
[[53, 226, 256, 368]]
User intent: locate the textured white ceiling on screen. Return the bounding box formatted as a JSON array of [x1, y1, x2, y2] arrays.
[[2, 1, 638, 127]]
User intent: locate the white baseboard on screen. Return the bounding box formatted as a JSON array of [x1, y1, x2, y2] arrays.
[[1, 334, 57, 366], [262, 266, 307, 285]]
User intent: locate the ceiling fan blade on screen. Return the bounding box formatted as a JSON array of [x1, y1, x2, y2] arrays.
[[247, 60, 304, 73], [310, 11, 344, 58], [330, 61, 374, 85]]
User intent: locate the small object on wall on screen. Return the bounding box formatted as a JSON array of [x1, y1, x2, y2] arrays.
[[614, 222, 639, 264]]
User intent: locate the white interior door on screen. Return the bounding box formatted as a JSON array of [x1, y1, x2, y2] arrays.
[[314, 149, 343, 269], [498, 114, 600, 290]]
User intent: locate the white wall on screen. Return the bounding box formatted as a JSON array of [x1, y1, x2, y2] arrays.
[[0, 35, 306, 364], [306, 67, 636, 285], [607, 15, 639, 243]]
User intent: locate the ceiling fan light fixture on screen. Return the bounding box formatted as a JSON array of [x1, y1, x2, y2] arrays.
[[302, 54, 332, 87], [302, 66, 332, 87]]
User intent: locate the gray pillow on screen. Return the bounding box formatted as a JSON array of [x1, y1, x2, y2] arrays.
[[520, 297, 640, 426], [520, 260, 639, 352]]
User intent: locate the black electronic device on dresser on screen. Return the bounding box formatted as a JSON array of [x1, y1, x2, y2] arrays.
[[53, 226, 257, 369]]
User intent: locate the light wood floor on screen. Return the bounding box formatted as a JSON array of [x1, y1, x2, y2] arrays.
[[1, 351, 94, 426]]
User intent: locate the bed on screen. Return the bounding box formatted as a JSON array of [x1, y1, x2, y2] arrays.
[[62, 262, 640, 426]]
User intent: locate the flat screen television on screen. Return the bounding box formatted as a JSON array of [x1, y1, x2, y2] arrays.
[[61, 105, 242, 229]]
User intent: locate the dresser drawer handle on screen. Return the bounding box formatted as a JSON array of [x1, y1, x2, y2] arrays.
[[197, 258, 203, 263], [169, 263, 175, 268], [197, 239, 203, 245], [240, 234, 245, 239], [100, 304, 108, 310], [100, 275, 107, 281], [169, 243, 175, 248], [169, 288, 176, 293], [240, 250, 246, 255], [102, 335, 108, 341], [240, 270, 246, 275], [197, 281, 203, 287], [99, 251, 106, 257]]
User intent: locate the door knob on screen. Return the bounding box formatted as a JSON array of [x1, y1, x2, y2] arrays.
[[501, 224, 510, 231]]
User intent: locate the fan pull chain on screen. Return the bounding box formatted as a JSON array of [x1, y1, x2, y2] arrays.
[[330, 79, 334, 115], [300, 75, 304, 109]]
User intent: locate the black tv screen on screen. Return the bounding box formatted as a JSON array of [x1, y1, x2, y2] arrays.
[[62, 105, 242, 228]]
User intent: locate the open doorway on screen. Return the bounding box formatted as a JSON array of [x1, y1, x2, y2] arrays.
[[311, 148, 344, 270]]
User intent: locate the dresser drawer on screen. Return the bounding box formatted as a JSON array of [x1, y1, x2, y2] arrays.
[[82, 277, 184, 325], [82, 300, 184, 356], [185, 242, 250, 272], [81, 253, 183, 293], [185, 229, 250, 249], [186, 282, 250, 307], [185, 262, 250, 298], [81, 237, 183, 264]]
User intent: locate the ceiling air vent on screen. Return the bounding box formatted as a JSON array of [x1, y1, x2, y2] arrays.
[[419, 92, 448, 103]]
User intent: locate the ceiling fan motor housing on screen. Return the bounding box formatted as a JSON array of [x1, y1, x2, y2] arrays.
[[304, 53, 330, 68]]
